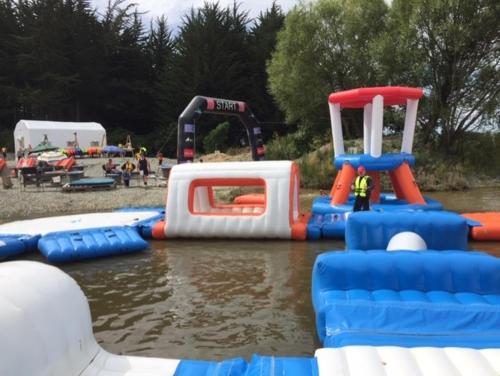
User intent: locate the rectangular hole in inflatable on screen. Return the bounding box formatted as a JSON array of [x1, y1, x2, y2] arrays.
[[188, 178, 266, 216]]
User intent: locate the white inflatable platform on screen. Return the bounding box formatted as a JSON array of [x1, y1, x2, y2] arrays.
[[162, 161, 307, 239], [0, 211, 162, 237]]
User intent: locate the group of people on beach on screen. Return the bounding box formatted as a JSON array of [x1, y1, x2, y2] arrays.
[[104, 149, 154, 187]]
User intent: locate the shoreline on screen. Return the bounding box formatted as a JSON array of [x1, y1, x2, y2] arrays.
[[0, 157, 168, 223], [1, 156, 499, 223]]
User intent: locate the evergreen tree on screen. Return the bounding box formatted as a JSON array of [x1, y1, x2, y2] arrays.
[[0, 0, 20, 136], [158, 2, 253, 152], [248, 1, 285, 123]]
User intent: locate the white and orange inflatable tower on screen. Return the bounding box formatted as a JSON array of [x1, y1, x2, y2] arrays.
[[153, 161, 308, 240]]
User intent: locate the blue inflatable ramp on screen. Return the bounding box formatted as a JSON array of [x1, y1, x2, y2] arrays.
[[38, 226, 148, 263], [312, 251, 500, 348], [174, 355, 318, 376], [174, 358, 247, 376], [346, 211, 468, 250]]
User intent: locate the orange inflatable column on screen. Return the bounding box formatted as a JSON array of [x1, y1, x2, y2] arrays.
[[391, 162, 425, 204], [368, 171, 381, 203], [389, 170, 405, 200], [331, 163, 356, 205], [329, 170, 342, 198]]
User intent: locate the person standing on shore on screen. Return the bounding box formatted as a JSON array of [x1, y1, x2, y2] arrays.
[[0, 156, 12, 189], [352, 165, 372, 212], [138, 153, 151, 186], [121, 160, 135, 187]]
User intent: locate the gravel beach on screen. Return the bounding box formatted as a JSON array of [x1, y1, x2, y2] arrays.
[[0, 157, 171, 222]]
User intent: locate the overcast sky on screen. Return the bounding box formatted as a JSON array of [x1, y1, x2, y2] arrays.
[[90, 0, 301, 30]]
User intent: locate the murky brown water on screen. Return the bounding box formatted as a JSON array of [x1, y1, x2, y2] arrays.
[[19, 187, 500, 360], [57, 240, 342, 360]]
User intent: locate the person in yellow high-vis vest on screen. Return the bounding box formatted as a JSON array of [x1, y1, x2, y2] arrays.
[[351, 165, 372, 212]]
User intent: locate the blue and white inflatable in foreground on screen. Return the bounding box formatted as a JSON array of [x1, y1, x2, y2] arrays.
[[0, 209, 164, 262], [1, 260, 499, 376]]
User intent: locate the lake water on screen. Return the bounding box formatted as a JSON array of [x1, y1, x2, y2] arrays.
[[24, 187, 500, 360]]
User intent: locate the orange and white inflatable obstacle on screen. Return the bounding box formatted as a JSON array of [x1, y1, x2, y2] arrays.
[[156, 161, 308, 240]]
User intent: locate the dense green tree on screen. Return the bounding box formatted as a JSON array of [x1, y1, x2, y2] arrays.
[[148, 15, 174, 80], [247, 2, 285, 123], [99, 1, 153, 136], [384, 0, 500, 151], [0, 0, 20, 138], [268, 0, 388, 140], [157, 2, 253, 153]]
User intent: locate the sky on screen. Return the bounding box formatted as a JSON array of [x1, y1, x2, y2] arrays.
[[90, 0, 301, 30]]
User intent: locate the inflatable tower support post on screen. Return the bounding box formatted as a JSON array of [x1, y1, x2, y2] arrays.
[[330, 163, 356, 205]]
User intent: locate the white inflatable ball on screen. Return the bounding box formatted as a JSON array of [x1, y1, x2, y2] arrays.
[[387, 231, 427, 251]]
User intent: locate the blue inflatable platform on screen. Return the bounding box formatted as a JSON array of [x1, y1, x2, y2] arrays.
[[346, 210, 469, 250], [312, 250, 500, 348], [308, 194, 443, 239], [312, 193, 443, 215], [38, 227, 149, 263]]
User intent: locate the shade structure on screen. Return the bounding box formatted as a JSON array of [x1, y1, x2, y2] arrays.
[[14, 120, 106, 158]]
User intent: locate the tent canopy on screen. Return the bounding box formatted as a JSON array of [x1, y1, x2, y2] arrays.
[[14, 120, 106, 156]]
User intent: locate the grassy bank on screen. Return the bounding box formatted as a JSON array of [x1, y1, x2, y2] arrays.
[[266, 134, 500, 191]]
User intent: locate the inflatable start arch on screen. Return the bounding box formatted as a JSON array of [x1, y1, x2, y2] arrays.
[[177, 96, 265, 163]]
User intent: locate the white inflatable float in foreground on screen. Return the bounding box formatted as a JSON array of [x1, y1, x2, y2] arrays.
[[160, 161, 308, 240], [1, 261, 499, 376], [0, 211, 162, 237]]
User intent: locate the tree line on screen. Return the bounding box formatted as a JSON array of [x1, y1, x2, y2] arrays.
[[0, 0, 285, 156], [0, 0, 498, 158]]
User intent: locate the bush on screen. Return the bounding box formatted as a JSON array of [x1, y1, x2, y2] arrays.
[[265, 129, 310, 160], [298, 145, 337, 189], [203, 122, 230, 153]]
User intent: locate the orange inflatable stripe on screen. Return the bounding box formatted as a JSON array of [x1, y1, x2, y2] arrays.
[[391, 163, 425, 205], [463, 212, 500, 241], [233, 193, 265, 205], [291, 212, 310, 241], [331, 164, 356, 205], [152, 220, 167, 240]]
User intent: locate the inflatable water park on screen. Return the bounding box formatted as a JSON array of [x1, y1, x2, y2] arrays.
[[1, 87, 500, 375]]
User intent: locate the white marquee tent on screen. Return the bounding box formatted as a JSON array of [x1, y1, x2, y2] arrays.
[[13, 120, 106, 156]]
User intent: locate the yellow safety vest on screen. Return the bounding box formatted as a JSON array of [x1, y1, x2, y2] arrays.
[[354, 176, 369, 197]]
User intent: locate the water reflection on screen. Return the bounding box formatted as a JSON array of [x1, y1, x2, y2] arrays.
[[58, 240, 340, 360]]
